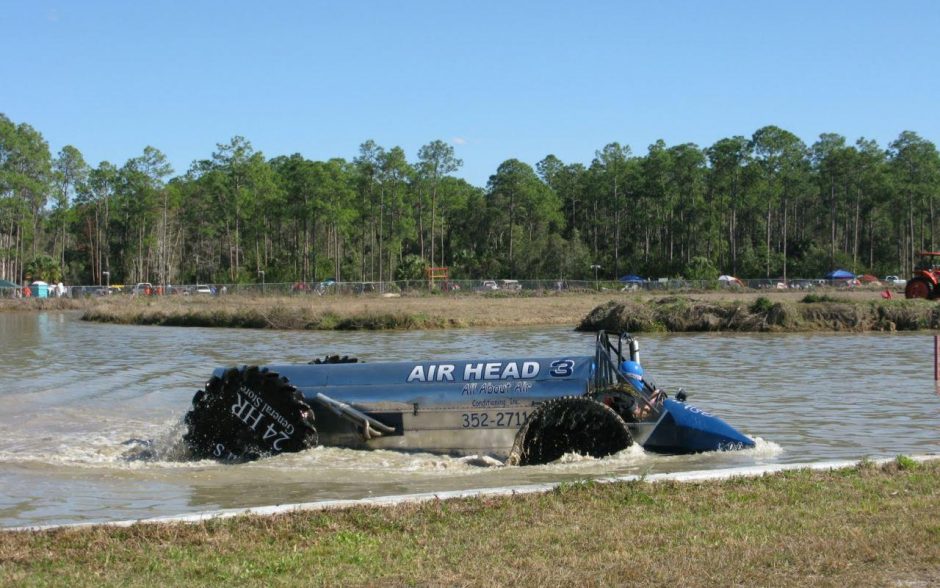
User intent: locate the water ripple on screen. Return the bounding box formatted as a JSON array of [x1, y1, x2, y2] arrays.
[[2, 313, 939, 527]]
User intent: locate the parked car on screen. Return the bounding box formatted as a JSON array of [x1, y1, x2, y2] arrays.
[[755, 278, 787, 290], [194, 284, 213, 295], [884, 275, 907, 287], [498, 279, 522, 291], [788, 279, 816, 290], [316, 278, 336, 295], [131, 282, 154, 295], [70, 285, 105, 297], [478, 280, 499, 291]]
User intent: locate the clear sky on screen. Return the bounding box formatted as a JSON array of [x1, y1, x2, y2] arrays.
[[3, 0, 938, 186]]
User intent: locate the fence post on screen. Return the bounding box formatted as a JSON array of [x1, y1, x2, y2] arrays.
[[933, 335, 940, 382]]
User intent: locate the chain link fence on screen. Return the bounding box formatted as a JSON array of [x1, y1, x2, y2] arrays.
[[61, 276, 901, 298]]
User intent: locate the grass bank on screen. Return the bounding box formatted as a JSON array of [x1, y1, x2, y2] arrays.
[[0, 297, 88, 312], [76, 293, 615, 330], [579, 294, 940, 332], [2, 458, 938, 586], [4, 289, 933, 332]]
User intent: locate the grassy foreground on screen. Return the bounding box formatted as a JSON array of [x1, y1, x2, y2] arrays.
[[2, 458, 938, 587]]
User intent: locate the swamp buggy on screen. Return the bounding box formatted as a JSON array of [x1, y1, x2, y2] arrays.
[[183, 332, 754, 465]]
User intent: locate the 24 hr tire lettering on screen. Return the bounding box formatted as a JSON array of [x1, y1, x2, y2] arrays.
[[231, 392, 293, 450]]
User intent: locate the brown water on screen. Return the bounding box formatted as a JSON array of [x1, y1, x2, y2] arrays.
[[1, 312, 938, 528]]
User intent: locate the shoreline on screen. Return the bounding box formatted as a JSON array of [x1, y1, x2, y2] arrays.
[[13, 455, 936, 532], [2, 289, 934, 333]]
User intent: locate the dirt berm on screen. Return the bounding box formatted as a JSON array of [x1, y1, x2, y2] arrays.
[[577, 296, 940, 333]]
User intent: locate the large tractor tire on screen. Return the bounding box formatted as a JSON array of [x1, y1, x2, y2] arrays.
[[183, 366, 318, 461], [905, 277, 933, 299], [507, 396, 633, 466]]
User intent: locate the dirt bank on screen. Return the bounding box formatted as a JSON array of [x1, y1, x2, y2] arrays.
[[75, 293, 615, 330], [5, 288, 928, 332], [0, 297, 88, 312], [578, 295, 940, 332]]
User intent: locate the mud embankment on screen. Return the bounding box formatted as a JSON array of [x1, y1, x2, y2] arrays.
[[74, 293, 605, 330], [578, 296, 940, 333], [14, 291, 940, 333], [80, 305, 465, 330], [0, 297, 88, 312]]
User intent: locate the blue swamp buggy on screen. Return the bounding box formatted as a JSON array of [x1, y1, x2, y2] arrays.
[[183, 331, 754, 465]]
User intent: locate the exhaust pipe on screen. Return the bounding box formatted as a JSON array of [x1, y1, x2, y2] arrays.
[[628, 335, 640, 364]]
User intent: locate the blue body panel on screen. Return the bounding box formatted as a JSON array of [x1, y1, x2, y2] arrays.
[[644, 399, 755, 453], [264, 357, 595, 408]]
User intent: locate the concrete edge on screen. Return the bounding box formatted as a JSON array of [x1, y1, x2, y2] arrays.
[[8, 454, 939, 532]]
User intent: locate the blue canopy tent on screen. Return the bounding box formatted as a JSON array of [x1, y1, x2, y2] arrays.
[[619, 274, 645, 283], [0, 279, 21, 297], [825, 269, 856, 280]]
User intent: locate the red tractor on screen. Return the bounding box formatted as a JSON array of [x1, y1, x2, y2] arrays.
[[905, 251, 940, 299]]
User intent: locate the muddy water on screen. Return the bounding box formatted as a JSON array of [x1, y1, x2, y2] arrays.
[[1, 312, 938, 528]]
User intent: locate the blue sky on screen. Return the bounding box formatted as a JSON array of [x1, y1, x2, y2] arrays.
[[3, 1, 938, 186]]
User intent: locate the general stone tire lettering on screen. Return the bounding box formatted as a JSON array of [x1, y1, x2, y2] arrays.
[[183, 366, 318, 461]]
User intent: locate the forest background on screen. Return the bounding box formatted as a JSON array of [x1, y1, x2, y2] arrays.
[[2, 113, 939, 288]]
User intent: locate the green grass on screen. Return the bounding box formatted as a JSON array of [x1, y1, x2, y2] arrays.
[[800, 293, 845, 303], [750, 295, 775, 313], [3, 459, 939, 587]]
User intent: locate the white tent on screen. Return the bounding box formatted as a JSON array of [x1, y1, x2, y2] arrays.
[[718, 275, 744, 287]]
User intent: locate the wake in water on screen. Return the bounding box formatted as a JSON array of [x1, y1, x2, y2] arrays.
[[0, 417, 193, 469], [9, 423, 784, 474]]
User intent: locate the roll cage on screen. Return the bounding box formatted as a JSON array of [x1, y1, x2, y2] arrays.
[[593, 331, 665, 419]]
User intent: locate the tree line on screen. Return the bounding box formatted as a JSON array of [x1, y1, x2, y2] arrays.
[[2, 112, 939, 287]]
